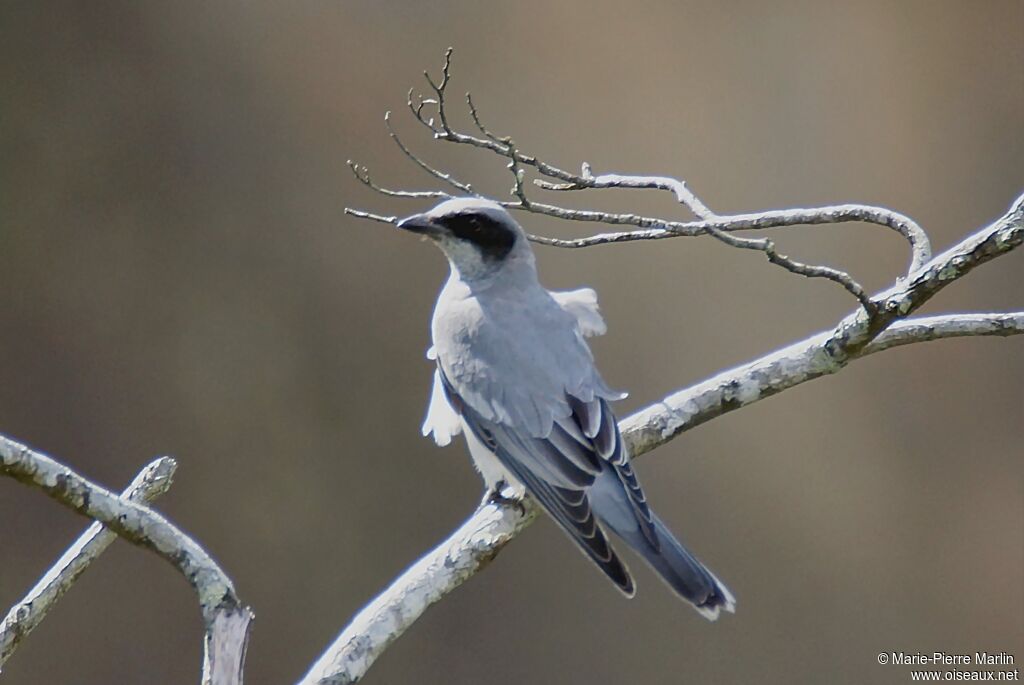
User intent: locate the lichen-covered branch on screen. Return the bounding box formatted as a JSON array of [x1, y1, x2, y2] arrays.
[[0, 456, 177, 670], [298, 501, 538, 685], [622, 310, 1023, 455], [0, 436, 253, 685], [862, 312, 1024, 353]]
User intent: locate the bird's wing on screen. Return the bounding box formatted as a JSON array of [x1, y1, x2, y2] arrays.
[[432, 289, 624, 438], [438, 364, 656, 593], [551, 287, 607, 338]]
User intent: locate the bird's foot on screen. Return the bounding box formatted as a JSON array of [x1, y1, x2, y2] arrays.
[[482, 480, 526, 515]]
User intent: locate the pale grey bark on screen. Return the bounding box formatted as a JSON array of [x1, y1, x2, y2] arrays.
[[299, 501, 537, 685], [0, 436, 253, 685], [299, 310, 1024, 685], [0, 456, 177, 669]]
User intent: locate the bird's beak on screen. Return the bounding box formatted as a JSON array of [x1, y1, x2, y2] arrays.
[[396, 213, 442, 236]]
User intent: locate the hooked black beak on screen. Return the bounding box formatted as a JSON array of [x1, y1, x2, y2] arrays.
[[396, 213, 442, 236]]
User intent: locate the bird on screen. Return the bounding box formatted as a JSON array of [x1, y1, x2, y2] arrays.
[[396, 197, 735, 620]]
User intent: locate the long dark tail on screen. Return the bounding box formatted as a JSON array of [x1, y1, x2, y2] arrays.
[[592, 473, 735, 619], [628, 511, 735, 620]]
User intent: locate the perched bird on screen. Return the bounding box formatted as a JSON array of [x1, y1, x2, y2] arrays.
[[397, 197, 735, 619]]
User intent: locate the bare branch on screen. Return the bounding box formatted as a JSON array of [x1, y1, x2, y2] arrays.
[[503, 139, 530, 207], [346, 160, 451, 200], [465, 92, 503, 144], [533, 173, 930, 272], [536, 171, 717, 221], [384, 111, 474, 195], [506, 202, 926, 249], [302, 192, 1023, 684], [406, 88, 438, 135], [0, 436, 253, 685], [346, 50, 931, 315], [407, 52, 931, 271], [343, 208, 397, 225], [628, 191, 1024, 451], [699, 222, 877, 314], [863, 312, 1024, 353], [298, 501, 538, 685], [0, 457, 177, 669], [422, 47, 454, 134]]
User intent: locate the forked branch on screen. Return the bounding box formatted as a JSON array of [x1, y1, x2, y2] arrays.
[[350, 50, 936, 317], [0, 437, 253, 685], [0, 457, 177, 669]]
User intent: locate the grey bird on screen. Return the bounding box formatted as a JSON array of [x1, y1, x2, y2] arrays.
[[397, 197, 735, 619]]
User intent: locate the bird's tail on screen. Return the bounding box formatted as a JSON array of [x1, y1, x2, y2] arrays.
[[602, 509, 736, 620]]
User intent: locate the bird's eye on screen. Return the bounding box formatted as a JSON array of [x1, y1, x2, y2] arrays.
[[439, 213, 515, 261]]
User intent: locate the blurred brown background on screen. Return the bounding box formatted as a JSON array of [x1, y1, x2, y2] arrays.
[[1, 2, 1021, 683]]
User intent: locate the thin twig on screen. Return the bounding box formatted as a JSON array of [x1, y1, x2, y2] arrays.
[[344, 208, 398, 225], [347, 160, 451, 200], [422, 47, 454, 134], [384, 111, 474, 195], [701, 224, 877, 314], [466, 92, 502, 144]]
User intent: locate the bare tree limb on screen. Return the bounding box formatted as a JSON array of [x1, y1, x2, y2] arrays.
[[628, 192, 1024, 452], [298, 501, 538, 685], [862, 312, 1024, 353], [0, 436, 253, 685], [0, 456, 177, 670]]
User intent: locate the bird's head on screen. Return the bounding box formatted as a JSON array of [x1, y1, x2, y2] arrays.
[[396, 198, 534, 281]]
